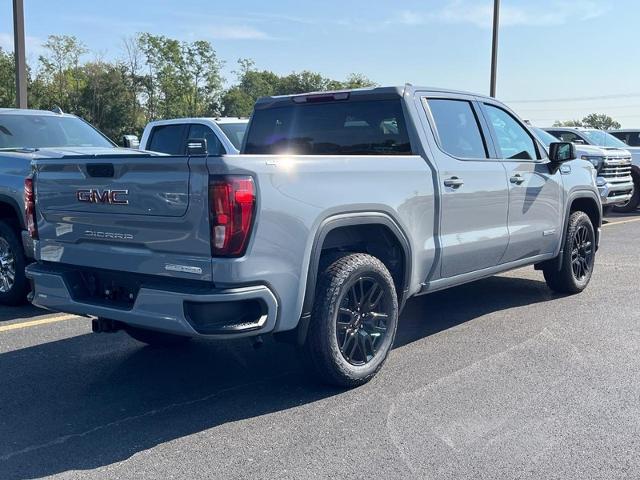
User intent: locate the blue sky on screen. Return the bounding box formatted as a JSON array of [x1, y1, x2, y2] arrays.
[[2, 0, 640, 127]]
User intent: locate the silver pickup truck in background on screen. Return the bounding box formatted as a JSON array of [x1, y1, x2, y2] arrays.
[[544, 127, 635, 212], [27, 85, 601, 387]]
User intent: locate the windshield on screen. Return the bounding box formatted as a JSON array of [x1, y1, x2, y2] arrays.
[[532, 127, 559, 148], [581, 130, 628, 148], [217, 122, 247, 150], [0, 114, 114, 149]]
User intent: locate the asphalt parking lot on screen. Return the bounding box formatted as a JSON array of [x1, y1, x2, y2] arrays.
[[1, 213, 640, 480]]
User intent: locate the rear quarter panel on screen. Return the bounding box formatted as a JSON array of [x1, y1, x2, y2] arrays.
[[209, 154, 435, 331]]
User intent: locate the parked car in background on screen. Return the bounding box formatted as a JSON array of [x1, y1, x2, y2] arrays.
[[544, 127, 635, 212], [27, 86, 601, 387], [0, 108, 148, 305], [609, 129, 640, 211], [139, 117, 249, 155]]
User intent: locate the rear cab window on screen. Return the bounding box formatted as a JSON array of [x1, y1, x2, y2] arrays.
[[244, 99, 412, 155]]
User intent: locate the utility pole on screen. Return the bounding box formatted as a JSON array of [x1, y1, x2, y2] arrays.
[[489, 0, 500, 98], [13, 0, 28, 108]]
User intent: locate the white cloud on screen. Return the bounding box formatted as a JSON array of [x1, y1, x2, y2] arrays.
[[395, 0, 608, 28], [202, 25, 273, 40], [0, 32, 45, 55]]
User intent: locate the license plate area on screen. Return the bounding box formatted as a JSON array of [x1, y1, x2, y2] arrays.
[[67, 269, 141, 309]]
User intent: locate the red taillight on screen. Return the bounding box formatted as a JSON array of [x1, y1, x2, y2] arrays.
[[24, 177, 37, 239], [209, 176, 255, 257]]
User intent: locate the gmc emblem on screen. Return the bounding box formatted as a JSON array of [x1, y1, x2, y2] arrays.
[[76, 189, 129, 205]]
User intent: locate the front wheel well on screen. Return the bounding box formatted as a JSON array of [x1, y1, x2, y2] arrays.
[[567, 196, 601, 253], [570, 197, 601, 231]]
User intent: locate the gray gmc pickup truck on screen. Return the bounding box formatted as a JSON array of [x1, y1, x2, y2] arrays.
[[27, 86, 601, 387]]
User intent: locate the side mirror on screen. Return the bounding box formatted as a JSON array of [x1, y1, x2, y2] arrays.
[[187, 138, 208, 156], [549, 142, 575, 163], [122, 135, 140, 149]]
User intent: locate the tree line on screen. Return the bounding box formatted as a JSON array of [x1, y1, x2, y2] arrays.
[[0, 34, 375, 143], [553, 113, 621, 130]]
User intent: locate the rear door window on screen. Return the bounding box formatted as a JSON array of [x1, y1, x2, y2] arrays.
[[426, 99, 488, 159], [244, 99, 412, 155], [147, 124, 188, 155], [188, 124, 225, 156]]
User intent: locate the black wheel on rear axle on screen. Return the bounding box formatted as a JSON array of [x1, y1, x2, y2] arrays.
[[303, 253, 399, 388]]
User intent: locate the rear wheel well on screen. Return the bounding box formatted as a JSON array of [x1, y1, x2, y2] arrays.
[[318, 223, 408, 304], [0, 201, 21, 231]]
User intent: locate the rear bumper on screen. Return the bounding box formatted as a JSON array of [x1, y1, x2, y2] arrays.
[[25, 263, 278, 339], [597, 178, 634, 206]]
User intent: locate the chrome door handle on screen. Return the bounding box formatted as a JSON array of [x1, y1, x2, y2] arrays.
[[510, 174, 525, 185], [444, 176, 464, 188]]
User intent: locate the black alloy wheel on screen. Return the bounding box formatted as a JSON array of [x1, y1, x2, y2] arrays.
[[336, 276, 392, 366]]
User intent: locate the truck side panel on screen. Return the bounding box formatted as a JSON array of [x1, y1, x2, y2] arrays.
[[208, 154, 435, 331]]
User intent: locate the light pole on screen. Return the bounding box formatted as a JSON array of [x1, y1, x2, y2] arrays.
[[489, 0, 500, 98], [13, 0, 27, 108]]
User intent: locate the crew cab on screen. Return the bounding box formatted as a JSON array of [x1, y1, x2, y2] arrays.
[[544, 127, 635, 211], [26, 86, 601, 387], [140, 117, 248, 155], [0, 108, 147, 305]]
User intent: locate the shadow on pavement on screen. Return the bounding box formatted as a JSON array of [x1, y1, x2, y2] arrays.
[[0, 274, 559, 479], [0, 303, 47, 323]]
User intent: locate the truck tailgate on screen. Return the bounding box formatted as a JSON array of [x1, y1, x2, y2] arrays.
[[33, 155, 214, 281]]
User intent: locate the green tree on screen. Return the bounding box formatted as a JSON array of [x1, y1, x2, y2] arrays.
[[38, 35, 88, 111], [0, 48, 16, 107], [136, 34, 224, 120], [221, 59, 377, 116], [552, 119, 583, 127], [553, 114, 621, 130], [76, 61, 138, 142], [581, 113, 621, 130]]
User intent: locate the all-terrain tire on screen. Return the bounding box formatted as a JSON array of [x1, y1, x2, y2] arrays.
[[543, 211, 595, 294], [303, 253, 399, 388]]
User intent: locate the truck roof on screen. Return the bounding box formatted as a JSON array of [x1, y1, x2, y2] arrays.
[[254, 85, 487, 108], [0, 108, 76, 118], [146, 117, 249, 127]]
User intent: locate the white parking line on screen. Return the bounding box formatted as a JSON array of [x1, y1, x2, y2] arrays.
[[0, 314, 83, 333]]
